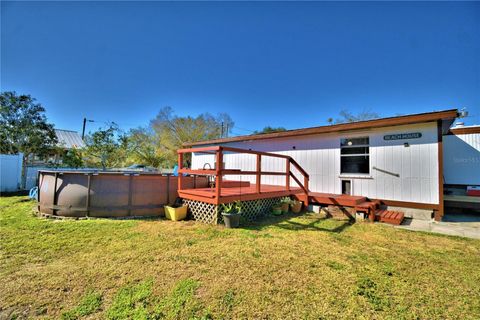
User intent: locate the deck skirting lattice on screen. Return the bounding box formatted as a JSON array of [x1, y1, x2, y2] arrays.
[[183, 197, 282, 224], [182, 199, 219, 224]]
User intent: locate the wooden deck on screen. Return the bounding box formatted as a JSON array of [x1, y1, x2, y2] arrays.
[[178, 183, 371, 207], [177, 146, 310, 205], [176, 146, 406, 226], [178, 184, 304, 205]]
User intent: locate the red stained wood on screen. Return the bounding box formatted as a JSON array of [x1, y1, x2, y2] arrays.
[[178, 145, 311, 206], [309, 192, 366, 207], [376, 210, 405, 225], [178, 183, 303, 205], [221, 180, 251, 188], [256, 154, 261, 194]]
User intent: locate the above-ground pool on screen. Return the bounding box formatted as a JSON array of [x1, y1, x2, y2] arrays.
[[37, 171, 208, 218]]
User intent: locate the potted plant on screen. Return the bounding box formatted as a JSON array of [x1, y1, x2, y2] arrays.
[[271, 205, 282, 216], [221, 201, 241, 228], [165, 204, 188, 221], [280, 197, 291, 213], [290, 200, 303, 214]]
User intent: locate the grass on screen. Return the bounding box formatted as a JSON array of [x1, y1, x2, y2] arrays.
[[1, 196, 480, 319], [61, 291, 103, 320]]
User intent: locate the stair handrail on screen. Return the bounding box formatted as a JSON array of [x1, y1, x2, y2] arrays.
[[178, 146, 311, 201], [289, 157, 309, 179], [286, 157, 310, 197]]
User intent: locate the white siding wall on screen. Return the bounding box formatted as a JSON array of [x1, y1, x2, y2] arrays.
[[191, 122, 440, 204], [443, 132, 480, 185]]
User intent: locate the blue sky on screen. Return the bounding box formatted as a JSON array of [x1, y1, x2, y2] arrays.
[[1, 1, 479, 135]]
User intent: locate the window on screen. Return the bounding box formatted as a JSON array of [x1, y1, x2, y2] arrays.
[[340, 137, 370, 174]]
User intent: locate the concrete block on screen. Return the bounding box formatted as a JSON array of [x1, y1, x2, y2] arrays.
[[307, 204, 321, 213]]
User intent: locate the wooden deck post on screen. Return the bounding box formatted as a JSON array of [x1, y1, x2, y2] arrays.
[[256, 154, 261, 194], [286, 158, 290, 191], [178, 151, 183, 191], [215, 148, 223, 202]]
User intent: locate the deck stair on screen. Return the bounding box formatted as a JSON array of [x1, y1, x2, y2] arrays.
[[375, 210, 405, 225], [308, 193, 405, 225], [308, 192, 366, 207], [354, 201, 379, 221], [355, 200, 404, 225]]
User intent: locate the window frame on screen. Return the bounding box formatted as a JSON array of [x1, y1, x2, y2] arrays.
[[340, 137, 370, 175]]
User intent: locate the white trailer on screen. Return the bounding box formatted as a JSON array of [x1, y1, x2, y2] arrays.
[[189, 110, 459, 221]]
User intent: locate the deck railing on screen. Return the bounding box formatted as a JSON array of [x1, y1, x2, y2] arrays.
[[177, 146, 310, 201]]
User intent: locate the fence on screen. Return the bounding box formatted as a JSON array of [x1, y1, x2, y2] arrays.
[[0, 154, 23, 192]]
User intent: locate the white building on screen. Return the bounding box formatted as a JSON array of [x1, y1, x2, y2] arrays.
[[443, 124, 480, 186], [189, 109, 459, 221]]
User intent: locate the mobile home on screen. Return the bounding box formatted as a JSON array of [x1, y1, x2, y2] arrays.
[[185, 109, 459, 221]]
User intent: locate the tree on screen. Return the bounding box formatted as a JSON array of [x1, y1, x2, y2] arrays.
[[253, 126, 287, 134], [151, 107, 234, 165], [84, 123, 127, 170], [125, 127, 167, 168], [334, 109, 380, 124], [0, 91, 57, 162], [62, 148, 83, 168]]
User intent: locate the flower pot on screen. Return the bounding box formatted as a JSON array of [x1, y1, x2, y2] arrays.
[[281, 202, 289, 213], [291, 201, 303, 214], [272, 206, 282, 216], [222, 212, 241, 228], [165, 205, 188, 221]]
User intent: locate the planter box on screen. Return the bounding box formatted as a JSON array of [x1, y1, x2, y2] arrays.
[[165, 205, 188, 221], [272, 206, 282, 216], [291, 201, 303, 213]]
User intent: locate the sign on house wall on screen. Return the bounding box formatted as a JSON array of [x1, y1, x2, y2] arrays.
[[383, 132, 422, 141]]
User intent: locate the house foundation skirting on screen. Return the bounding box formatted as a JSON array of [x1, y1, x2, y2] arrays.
[[182, 197, 282, 224]]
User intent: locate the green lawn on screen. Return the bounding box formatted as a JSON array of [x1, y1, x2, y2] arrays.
[[1, 196, 480, 319]]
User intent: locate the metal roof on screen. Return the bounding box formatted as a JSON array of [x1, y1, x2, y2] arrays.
[[55, 129, 85, 149]]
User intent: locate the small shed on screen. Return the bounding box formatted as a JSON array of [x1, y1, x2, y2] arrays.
[[28, 129, 85, 165]]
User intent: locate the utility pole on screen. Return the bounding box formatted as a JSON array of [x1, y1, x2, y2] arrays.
[[82, 118, 95, 140], [82, 118, 87, 140], [221, 122, 224, 138]]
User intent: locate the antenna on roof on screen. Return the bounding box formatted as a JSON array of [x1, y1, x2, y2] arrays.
[[458, 108, 468, 119]]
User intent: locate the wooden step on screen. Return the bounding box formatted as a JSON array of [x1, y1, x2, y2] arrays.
[[355, 201, 376, 210], [308, 192, 366, 207], [375, 210, 405, 225]]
